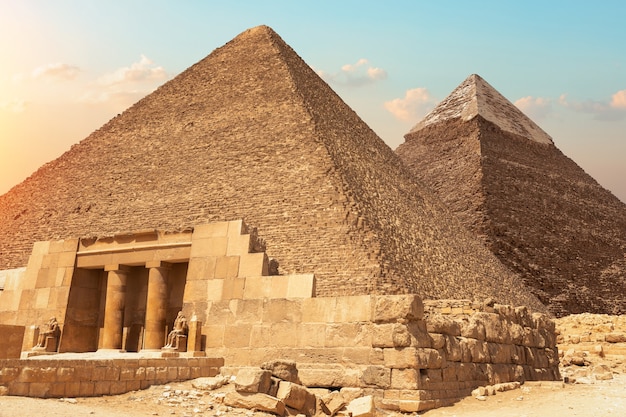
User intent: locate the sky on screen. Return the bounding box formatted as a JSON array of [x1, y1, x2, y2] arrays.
[[1, 1, 625, 203]]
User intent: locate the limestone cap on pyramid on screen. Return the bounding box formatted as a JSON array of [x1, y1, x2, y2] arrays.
[[408, 74, 553, 145]]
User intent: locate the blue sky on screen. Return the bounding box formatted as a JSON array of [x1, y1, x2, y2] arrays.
[[1, 0, 625, 202]]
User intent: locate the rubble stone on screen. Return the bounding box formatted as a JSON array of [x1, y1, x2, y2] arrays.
[[234, 368, 272, 394]]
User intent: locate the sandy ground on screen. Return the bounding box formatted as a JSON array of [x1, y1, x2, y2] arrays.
[[1, 375, 625, 417]]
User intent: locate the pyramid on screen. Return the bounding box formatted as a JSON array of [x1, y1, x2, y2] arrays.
[[397, 74, 626, 316], [0, 28, 543, 310]]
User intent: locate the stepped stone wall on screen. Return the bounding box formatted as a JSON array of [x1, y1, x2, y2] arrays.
[[0, 356, 222, 398], [206, 294, 559, 412]]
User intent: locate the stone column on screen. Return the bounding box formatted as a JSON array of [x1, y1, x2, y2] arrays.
[[143, 261, 171, 350], [101, 265, 130, 350]]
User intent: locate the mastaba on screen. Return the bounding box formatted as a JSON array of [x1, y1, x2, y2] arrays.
[[397, 74, 626, 316], [0, 27, 542, 309]]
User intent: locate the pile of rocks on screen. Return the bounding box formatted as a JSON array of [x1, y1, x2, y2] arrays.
[[221, 360, 376, 417], [555, 314, 626, 383]]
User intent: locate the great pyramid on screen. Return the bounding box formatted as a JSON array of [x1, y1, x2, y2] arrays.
[[0, 27, 543, 309], [397, 74, 626, 316]]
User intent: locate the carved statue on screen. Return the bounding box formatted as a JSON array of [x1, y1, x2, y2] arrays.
[[33, 316, 60, 351], [163, 311, 188, 350]]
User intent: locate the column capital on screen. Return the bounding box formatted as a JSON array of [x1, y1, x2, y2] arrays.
[[146, 260, 172, 269]]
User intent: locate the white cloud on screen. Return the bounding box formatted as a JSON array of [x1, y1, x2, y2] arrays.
[[97, 55, 167, 86], [559, 93, 625, 121], [318, 58, 387, 87], [384, 88, 437, 122], [0, 100, 27, 113], [78, 55, 168, 108], [12, 63, 81, 83], [514, 96, 552, 120], [610, 90, 626, 109], [32, 63, 81, 80]]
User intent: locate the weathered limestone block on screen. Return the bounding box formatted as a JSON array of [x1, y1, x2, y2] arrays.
[[390, 368, 420, 390], [417, 348, 444, 369], [372, 295, 423, 323], [465, 338, 489, 363], [261, 360, 301, 384], [406, 321, 432, 348], [443, 335, 462, 362], [514, 306, 533, 328], [0, 325, 25, 359], [372, 324, 394, 348], [235, 368, 272, 394], [383, 347, 419, 369], [323, 393, 346, 416], [346, 395, 375, 417], [430, 333, 445, 349], [475, 312, 512, 344], [191, 375, 229, 391], [487, 342, 513, 364], [276, 381, 316, 415], [392, 324, 412, 348], [605, 333, 626, 343], [325, 323, 372, 348], [333, 296, 372, 323], [592, 364, 613, 380], [360, 366, 391, 388], [426, 314, 460, 336], [224, 391, 285, 415], [298, 364, 361, 388], [459, 316, 486, 340]]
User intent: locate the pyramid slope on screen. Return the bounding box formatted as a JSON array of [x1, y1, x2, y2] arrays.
[[409, 74, 553, 145], [398, 75, 626, 316], [0, 27, 542, 309]]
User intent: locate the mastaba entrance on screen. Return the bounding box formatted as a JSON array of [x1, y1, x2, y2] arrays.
[[0, 220, 313, 353]]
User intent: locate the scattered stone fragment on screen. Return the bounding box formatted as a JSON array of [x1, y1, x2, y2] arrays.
[[592, 364, 614, 381], [345, 395, 375, 417], [261, 360, 301, 384], [192, 375, 229, 391], [224, 391, 286, 416], [276, 381, 316, 415], [235, 368, 273, 394]]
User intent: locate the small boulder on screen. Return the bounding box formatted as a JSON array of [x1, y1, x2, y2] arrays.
[[346, 396, 375, 417], [224, 391, 286, 416], [192, 375, 229, 391], [235, 368, 273, 394], [262, 360, 301, 384]]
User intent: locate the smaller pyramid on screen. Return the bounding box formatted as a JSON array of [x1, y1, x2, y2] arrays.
[[397, 74, 626, 316]]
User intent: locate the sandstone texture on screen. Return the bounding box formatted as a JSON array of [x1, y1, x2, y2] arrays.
[[0, 27, 541, 309], [397, 74, 626, 316]]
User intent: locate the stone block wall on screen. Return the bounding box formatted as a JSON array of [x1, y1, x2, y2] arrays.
[[0, 324, 25, 359], [0, 239, 77, 346], [205, 295, 559, 412], [0, 356, 222, 398], [183, 220, 315, 326]]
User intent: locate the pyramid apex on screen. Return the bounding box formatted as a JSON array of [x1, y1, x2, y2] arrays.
[[408, 74, 553, 145]]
